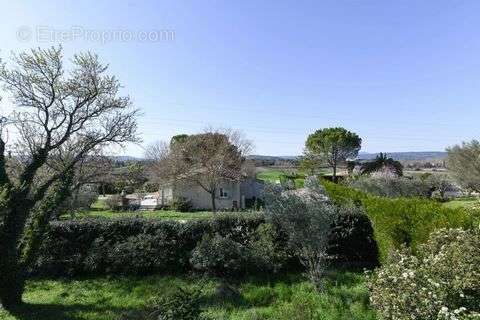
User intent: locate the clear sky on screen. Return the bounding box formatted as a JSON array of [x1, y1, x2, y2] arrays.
[[1, 0, 480, 157]]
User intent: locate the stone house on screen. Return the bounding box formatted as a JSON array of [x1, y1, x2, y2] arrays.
[[152, 178, 264, 210]]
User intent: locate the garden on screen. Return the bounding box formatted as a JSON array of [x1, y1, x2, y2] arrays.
[[2, 177, 480, 320], [1, 48, 479, 320]]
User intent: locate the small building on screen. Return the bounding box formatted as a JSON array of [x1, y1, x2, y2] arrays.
[[157, 178, 264, 210]]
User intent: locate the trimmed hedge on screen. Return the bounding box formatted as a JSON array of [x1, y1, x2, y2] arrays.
[[322, 180, 480, 263], [35, 214, 263, 276], [34, 212, 378, 276]]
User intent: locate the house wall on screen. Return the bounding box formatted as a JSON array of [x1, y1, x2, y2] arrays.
[[174, 181, 241, 210], [240, 179, 265, 200], [159, 187, 173, 206]]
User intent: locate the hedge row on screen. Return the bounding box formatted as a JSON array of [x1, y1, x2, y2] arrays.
[[34, 212, 378, 276], [322, 180, 480, 263]]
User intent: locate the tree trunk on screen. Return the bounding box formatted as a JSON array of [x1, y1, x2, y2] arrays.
[[211, 190, 217, 213], [0, 215, 26, 310], [332, 164, 337, 183], [0, 255, 25, 310]]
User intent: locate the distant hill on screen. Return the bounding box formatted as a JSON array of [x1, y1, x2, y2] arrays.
[[115, 152, 447, 164], [357, 151, 447, 161], [109, 156, 144, 162], [248, 152, 447, 163], [246, 155, 299, 162]]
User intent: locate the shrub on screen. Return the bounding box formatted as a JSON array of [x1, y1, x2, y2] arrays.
[[190, 233, 252, 276], [368, 228, 480, 320], [35, 214, 265, 276], [249, 223, 290, 274], [170, 197, 194, 212], [264, 182, 338, 291], [34, 209, 378, 277], [104, 194, 123, 211], [348, 173, 431, 198], [150, 286, 206, 320], [59, 185, 98, 216], [119, 287, 206, 320], [143, 182, 160, 193], [329, 205, 379, 268], [322, 180, 480, 263]]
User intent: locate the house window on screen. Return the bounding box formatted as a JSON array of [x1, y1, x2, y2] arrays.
[[219, 187, 228, 198]]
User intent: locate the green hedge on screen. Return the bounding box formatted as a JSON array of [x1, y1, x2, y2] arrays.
[[34, 212, 378, 276], [35, 214, 264, 276], [322, 180, 480, 263]]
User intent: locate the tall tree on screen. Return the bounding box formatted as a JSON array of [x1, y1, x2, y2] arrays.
[[305, 127, 361, 182], [148, 129, 251, 212], [0, 47, 139, 309], [446, 140, 480, 193]]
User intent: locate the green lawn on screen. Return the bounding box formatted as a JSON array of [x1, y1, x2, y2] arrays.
[[256, 169, 287, 183], [64, 209, 215, 221], [61, 199, 215, 221], [443, 197, 480, 210], [0, 272, 376, 320], [256, 169, 307, 188]]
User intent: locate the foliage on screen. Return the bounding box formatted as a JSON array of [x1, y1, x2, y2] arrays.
[[249, 223, 290, 274], [348, 172, 431, 198], [264, 181, 339, 291], [104, 195, 123, 211], [322, 180, 480, 263], [446, 140, 480, 193], [426, 174, 458, 201], [190, 223, 291, 277], [148, 129, 251, 212], [58, 185, 98, 217], [0, 46, 139, 308], [64, 209, 214, 220], [368, 228, 480, 320], [35, 214, 265, 276], [150, 286, 205, 320], [190, 233, 252, 276], [33, 208, 377, 277], [143, 182, 160, 193], [328, 205, 379, 268], [360, 153, 403, 176], [170, 197, 194, 212], [304, 127, 362, 181]]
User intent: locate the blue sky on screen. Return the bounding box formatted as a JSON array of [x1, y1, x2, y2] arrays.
[[1, 0, 480, 156]]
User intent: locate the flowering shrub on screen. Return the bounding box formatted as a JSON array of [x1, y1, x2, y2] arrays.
[[367, 228, 480, 320], [348, 172, 431, 198]]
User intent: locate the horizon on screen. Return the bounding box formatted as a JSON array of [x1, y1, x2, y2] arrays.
[[2, 1, 480, 156]]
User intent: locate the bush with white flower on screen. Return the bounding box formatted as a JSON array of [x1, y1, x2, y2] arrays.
[[367, 228, 480, 320]]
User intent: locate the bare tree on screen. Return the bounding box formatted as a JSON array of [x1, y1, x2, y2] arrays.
[[0, 47, 139, 309], [148, 128, 252, 212]]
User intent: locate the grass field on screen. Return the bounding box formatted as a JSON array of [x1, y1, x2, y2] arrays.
[[0, 272, 376, 320], [63, 209, 215, 221], [443, 197, 480, 210], [256, 168, 306, 188], [256, 169, 287, 183], [60, 199, 216, 221]]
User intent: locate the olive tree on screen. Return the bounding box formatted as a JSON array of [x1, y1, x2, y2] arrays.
[[0, 47, 139, 309], [446, 140, 480, 193], [305, 127, 361, 182], [264, 178, 338, 291]]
